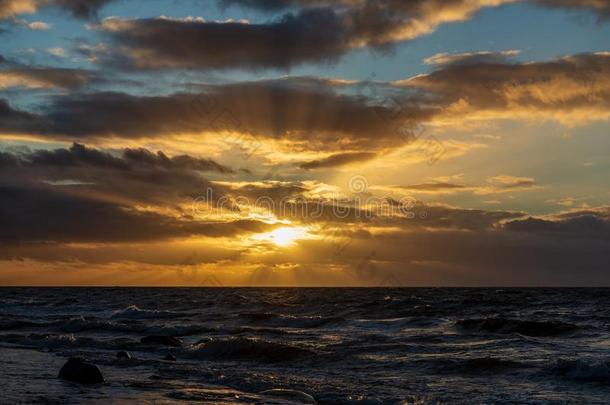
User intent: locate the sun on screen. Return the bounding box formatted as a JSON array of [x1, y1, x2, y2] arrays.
[[254, 226, 309, 247]]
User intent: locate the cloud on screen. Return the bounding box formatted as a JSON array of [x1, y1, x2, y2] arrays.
[[51, 0, 115, 18], [0, 143, 235, 209], [90, 1, 519, 70], [487, 175, 537, 189], [0, 78, 433, 154], [394, 175, 540, 195], [3, 142, 234, 173], [298, 151, 377, 169], [0, 66, 96, 89], [397, 182, 468, 192], [0, 0, 37, 19], [423, 50, 521, 66], [0, 144, 279, 246], [213, 1, 610, 70], [504, 208, 610, 239], [0, 182, 274, 244], [12, 18, 51, 30], [0, 98, 43, 131], [2, 146, 609, 285], [0, 0, 115, 19], [91, 11, 354, 70], [47, 47, 65, 57], [402, 52, 610, 126], [2, 52, 609, 158], [5, 199, 607, 286], [3, 52, 609, 159]]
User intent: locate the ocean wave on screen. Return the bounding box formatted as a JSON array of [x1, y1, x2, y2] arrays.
[[0, 332, 144, 352], [60, 316, 124, 333], [0, 333, 78, 349], [552, 359, 610, 383], [351, 316, 445, 330], [456, 318, 578, 337], [238, 312, 344, 328], [59, 315, 215, 337], [111, 305, 191, 320], [185, 337, 314, 362]]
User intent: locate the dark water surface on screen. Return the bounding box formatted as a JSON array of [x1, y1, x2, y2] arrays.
[[1, 288, 609, 404]]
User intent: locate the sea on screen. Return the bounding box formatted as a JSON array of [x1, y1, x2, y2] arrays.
[[0, 288, 609, 404]]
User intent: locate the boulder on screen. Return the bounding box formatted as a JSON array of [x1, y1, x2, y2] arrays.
[[58, 357, 104, 384], [260, 389, 316, 404], [140, 335, 183, 347]]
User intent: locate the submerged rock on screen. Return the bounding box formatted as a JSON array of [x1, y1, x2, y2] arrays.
[[116, 351, 131, 360], [260, 389, 317, 404], [164, 354, 177, 361], [58, 357, 104, 384], [140, 335, 183, 347]]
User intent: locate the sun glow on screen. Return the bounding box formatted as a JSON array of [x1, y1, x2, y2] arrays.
[[253, 226, 310, 247]]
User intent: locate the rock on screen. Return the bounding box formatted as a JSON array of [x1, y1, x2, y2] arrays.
[[140, 335, 183, 347], [116, 351, 131, 360], [164, 354, 177, 361], [58, 357, 104, 384], [260, 389, 316, 404]]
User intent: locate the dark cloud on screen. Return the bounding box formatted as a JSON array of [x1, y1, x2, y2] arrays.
[[0, 182, 273, 244], [404, 205, 525, 231], [93, 11, 350, 70], [4, 52, 609, 154], [0, 143, 234, 208], [2, 146, 609, 285], [0, 78, 431, 154], [0, 0, 115, 19], [298, 152, 377, 170], [92, 1, 523, 70], [225, 0, 610, 20], [333, 220, 610, 286], [505, 210, 610, 239], [3, 142, 233, 173], [0, 99, 45, 132], [402, 52, 610, 124], [51, 0, 115, 18], [0, 144, 276, 245]]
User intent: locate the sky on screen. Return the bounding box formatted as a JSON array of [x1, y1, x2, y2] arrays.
[[0, 0, 609, 286]]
